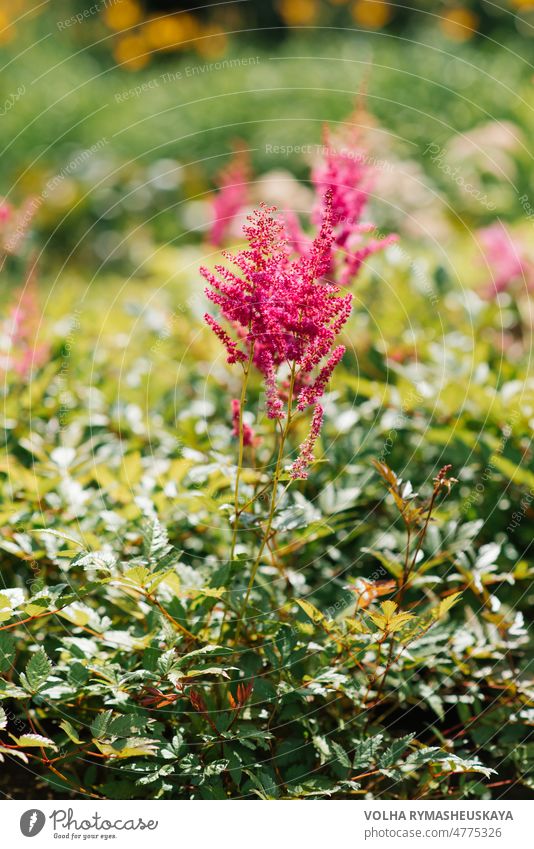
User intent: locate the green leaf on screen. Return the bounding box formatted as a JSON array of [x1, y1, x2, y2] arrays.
[[108, 714, 147, 738], [313, 735, 331, 765], [122, 566, 152, 588], [353, 735, 384, 770], [331, 740, 351, 769], [91, 710, 113, 740], [379, 734, 415, 769], [0, 632, 16, 673], [0, 594, 14, 623], [406, 748, 495, 779], [295, 599, 330, 628], [0, 746, 28, 762], [433, 591, 462, 620], [174, 644, 233, 667], [33, 529, 84, 547], [245, 768, 280, 799], [143, 517, 170, 558], [95, 737, 159, 759], [24, 598, 50, 617], [9, 733, 58, 750], [20, 648, 52, 693], [59, 720, 83, 744]]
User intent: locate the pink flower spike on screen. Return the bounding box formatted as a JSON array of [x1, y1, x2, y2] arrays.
[[297, 345, 346, 411], [340, 232, 398, 287], [290, 404, 324, 480], [264, 354, 285, 419], [310, 121, 397, 286], [204, 313, 246, 364]]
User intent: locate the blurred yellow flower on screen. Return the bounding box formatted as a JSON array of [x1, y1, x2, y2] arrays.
[[440, 7, 479, 41], [277, 0, 319, 26], [510, 0, 534, 7], [0, 9, 15, 44], [113, 32, 149, 70], [143, 14, 199, 51], [195, 25, 228, 59], [104, 0, 142, 32], [352, 0, 392, 28]]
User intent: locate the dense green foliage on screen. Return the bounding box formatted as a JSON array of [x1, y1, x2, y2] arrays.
[[0, 228, 532, 797]]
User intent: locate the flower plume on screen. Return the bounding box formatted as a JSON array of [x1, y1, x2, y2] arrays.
[[202, 191, 351, 425]]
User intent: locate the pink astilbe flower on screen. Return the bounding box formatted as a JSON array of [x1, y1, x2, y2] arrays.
[[209, 146, 250, 247], [312, 129, 372, 247], [311, 126, 396, 285], [478, 222, 534, 297], [201, 191, 352, 422], [290, 404, 324, 480], [231, 398, 255, 446]]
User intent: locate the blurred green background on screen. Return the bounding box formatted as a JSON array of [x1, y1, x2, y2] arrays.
[[0, 0, 533, 272]]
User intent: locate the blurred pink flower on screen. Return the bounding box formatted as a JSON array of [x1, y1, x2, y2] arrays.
[[311, 127, 396, 286], [478, 222, 534, 297], [0, 201, 11, 223], [4, 266, 49, 377], [231, 398, 256, 446], [209, 146, 250, 247]]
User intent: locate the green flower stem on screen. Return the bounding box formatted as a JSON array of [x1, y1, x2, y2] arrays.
[[229, 343, 255, 566], [235, 364, 297, 643], [218, 344, 255, 641]]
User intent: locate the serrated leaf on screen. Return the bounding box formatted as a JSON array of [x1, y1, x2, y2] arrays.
[[10, 733, 57, 750], [405, 748, 495, 779], [94, 737, 159, 759], [21, 648, 52, 693], [90, 710, 113, 739], [379, 734, 415, 769], [143, 517, 170, 558], [331, 740, 351, 768], [353, 735, 384, 770], [368, 600, 414, 633], [123, 566, 152, 588], [434, 591, 462, 620], [170, 666, 235, 682], [108, 714, 147, 738]]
